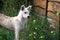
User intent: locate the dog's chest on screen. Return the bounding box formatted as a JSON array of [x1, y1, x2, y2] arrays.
[[14, 18, 27, 30]]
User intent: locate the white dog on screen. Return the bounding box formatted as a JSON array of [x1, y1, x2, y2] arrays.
[[0, 5, 32, 40]]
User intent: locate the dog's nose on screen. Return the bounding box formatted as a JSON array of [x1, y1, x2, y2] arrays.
[[27, 16, 30, 19]]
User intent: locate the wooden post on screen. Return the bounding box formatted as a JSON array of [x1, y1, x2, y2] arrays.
[[45, 0, 48, 25], [58, 13, 60, 39]]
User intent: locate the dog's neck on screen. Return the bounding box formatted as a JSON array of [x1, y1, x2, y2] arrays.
[[17, 10, 23, 19]]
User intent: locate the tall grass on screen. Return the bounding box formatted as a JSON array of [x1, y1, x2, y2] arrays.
[[1, 0, 28, 16]]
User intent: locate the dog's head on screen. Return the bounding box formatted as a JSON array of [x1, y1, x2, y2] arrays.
[[20, 5, 32, 19]]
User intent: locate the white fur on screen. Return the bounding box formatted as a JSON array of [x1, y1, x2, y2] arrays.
[[0, 5, 32, 40]]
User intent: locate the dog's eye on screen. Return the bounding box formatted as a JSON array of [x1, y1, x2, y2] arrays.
[[24, 12, 27, 14]]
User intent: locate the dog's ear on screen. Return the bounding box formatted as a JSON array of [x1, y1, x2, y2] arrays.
[[21, 5, 25, 11], [27, 5, 32, 11]]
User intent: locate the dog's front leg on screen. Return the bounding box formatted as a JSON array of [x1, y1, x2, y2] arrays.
[[14, 26, 20, 40]]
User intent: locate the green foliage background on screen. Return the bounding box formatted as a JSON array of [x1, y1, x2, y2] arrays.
[[0, 0, 58, 40]]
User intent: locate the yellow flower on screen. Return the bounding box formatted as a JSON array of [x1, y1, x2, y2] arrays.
[[34, 36, 36, 38], [33, 32, 36, 34], [33, 20, 36, 23], [35, 27, 37, 30], [29, 34, 32, 36], [56, 12, 59, 15], [51, 31, 54, 34], [40, 36, 44, 38]]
